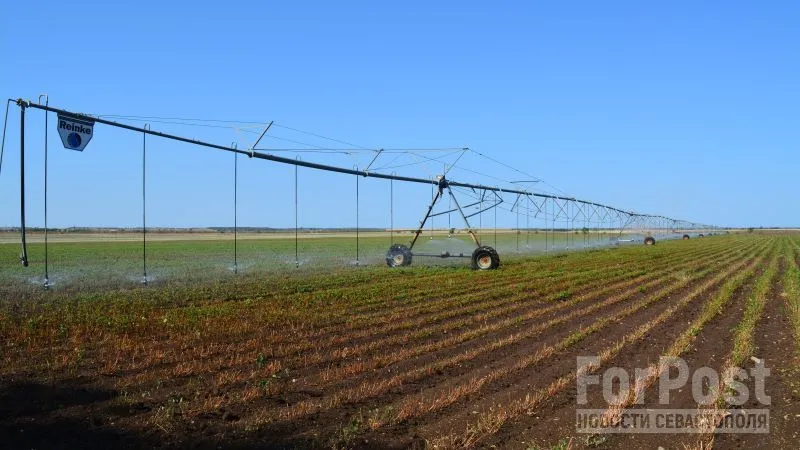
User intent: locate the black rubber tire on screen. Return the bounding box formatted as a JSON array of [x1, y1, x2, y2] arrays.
[[386, 244, 412, 267], [471, 246, 500, 270], [644, 236, 656, 246], [698, 234, 704, 238], [682, 234, 690, 240]]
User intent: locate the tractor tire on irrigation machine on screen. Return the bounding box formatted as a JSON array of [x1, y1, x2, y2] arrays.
[[471, 246, 500, 270], [644, 236, 656, 246], [386, 244, 413, 267], [683, 234, 690, 240]]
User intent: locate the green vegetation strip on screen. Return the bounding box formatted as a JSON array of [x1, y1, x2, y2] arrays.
[[727, 243, 780, 366]]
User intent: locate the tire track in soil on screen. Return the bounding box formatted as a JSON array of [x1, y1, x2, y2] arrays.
[[264, 242, 762, 447], [712, 251, 800, 449], [243, 241, 753, 428], [450, 241, 766, 448], [512, 245, 772, 450]]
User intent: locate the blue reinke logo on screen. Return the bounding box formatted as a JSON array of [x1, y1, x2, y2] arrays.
[[67, 132, 82, 148]]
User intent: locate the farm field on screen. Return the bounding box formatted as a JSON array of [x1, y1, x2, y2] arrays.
[[1, 233, 798, 448], [0, 230, 631, 293]]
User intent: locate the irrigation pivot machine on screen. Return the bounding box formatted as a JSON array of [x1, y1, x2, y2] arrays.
[[386, 174, 503, 270], [2, 98, 717, 283]]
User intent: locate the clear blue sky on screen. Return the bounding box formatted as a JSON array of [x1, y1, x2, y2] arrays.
[[2, 1, 798, 229]]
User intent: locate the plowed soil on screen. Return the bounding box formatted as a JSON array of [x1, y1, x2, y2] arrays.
[[1, 234, 798, 449]]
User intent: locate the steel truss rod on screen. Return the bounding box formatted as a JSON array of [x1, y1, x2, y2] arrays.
[[531, 197, 546, 218], [429, 200, 481, 218], [16, 100, 712, 229], [572, 202, 585, 222], [553, 198, 569, 220], [466, 199, 503, 219], [447, 186, 481, 247], [409, 188, 443, 249]]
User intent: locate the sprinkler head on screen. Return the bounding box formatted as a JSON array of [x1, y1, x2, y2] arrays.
[[43, 278, 51, 290], [141, 276, 148, 285]]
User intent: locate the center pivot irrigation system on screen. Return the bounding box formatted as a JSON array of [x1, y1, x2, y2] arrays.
[[2, 97, 718, 285]]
